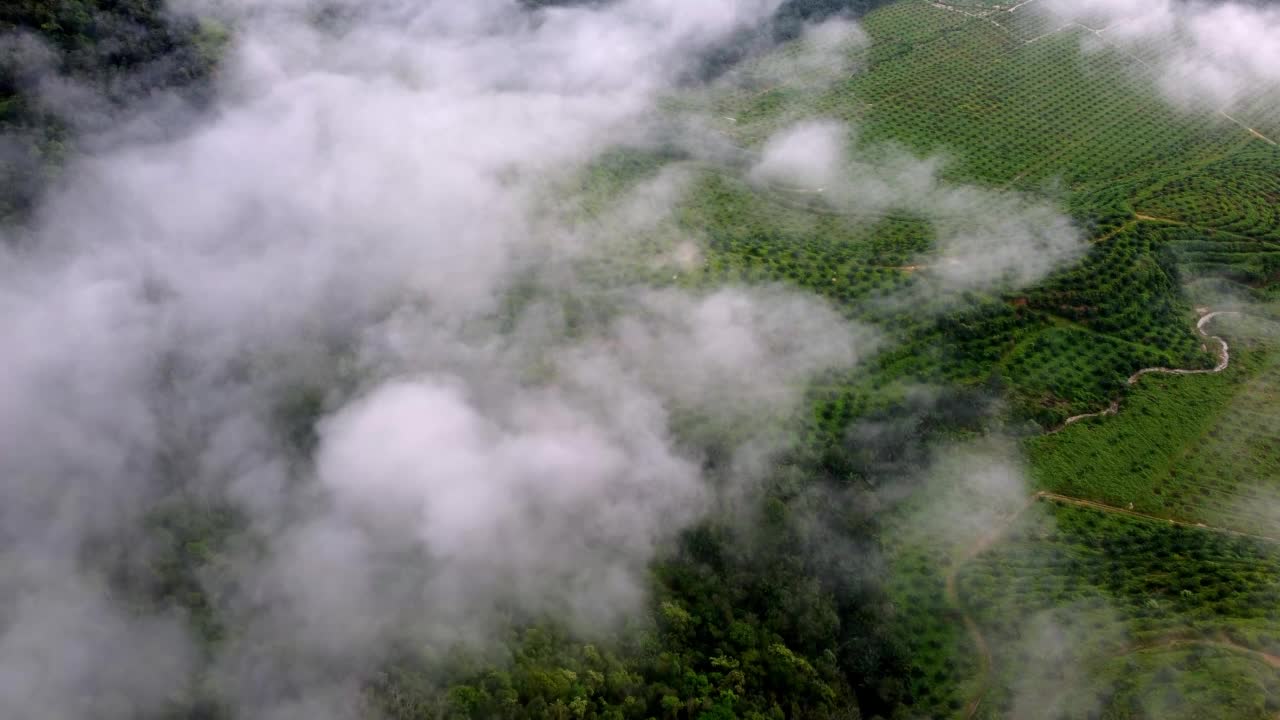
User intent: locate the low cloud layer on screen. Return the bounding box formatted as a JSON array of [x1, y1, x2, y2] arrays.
[[1040, 0, 1280, 109], [296, 285, 869, 638], [749, 119, 1086, 291], [0, 1, 1097, 716], [0, 1, 878, 717], [733, 16, 868, 92], [887, 435, 1034, 553]]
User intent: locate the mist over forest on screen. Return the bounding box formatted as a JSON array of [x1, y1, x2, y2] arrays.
[[2, 1, 1279, 719]]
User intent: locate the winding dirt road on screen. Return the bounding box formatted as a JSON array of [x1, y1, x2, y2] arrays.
[[943, 494, 1043, 719], [1055, 311, 1240, 431], [948, 311, 1251, 718], [1123, 636, 1280, 669]]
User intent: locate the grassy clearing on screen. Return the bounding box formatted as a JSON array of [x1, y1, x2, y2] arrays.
[[1026, 352, 1249, 512]]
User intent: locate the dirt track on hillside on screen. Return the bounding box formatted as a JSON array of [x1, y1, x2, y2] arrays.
[[1054, 311, 1239, 431], [1124, 636, 1280, 668]]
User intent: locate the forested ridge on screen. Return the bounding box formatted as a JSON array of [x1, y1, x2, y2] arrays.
[[0, 0, 217, 220]]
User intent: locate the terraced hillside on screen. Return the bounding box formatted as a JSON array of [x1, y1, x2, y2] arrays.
[[665, 0, 1276, 436], [689, 1, 1280, 717], [1031, 312, 1280, 537]]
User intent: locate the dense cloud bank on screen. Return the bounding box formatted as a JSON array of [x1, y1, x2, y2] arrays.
[[0, 0, 1099, 716], [0, 1, 877, 717]]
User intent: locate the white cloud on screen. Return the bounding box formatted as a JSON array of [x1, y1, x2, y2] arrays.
[[1041, 0, 1280, 109], [748, 119, 1086, 292], [0, 1, 880, 717]]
